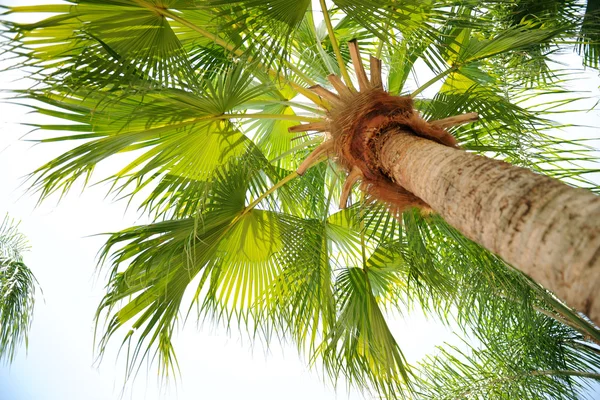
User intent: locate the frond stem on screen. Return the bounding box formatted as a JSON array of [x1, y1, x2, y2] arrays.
[[534, 305, 600, 346], [531, 370, 600, 380], [375, 19, 391, 60], [323, 171, 339, 222], [318, 0, 354, 89], [231, 113, 322, 123], [375, 39, 385, 61], [308, 8, 336, 75], [524, 277, 600, 345], [242, 172, 298, 217], [137, 2, 323, 105], [163, 114, 322, 126], [287, 64, 318, 88], [360, 193, 367, 269], [98, 114, 321, 139], [571, 340, 600, 356], [411, 67, 455, 98]]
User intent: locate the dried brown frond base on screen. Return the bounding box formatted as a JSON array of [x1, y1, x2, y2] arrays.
[[289, 40, 478, 215]]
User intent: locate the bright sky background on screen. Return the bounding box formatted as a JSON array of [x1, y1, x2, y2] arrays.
[[0, 1, 600, 399]]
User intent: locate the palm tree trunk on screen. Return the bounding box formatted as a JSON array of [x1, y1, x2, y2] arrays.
[[377, 130, 600, 326]]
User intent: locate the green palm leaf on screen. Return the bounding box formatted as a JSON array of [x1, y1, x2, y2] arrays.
[[0, 215, 37, 364], [319, 266, 409, 397]]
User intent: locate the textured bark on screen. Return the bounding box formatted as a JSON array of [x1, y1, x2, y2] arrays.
[[378, 131, 600, 326]]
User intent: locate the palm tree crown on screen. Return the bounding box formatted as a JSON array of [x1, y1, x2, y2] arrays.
[[1, 0, 600, 398]]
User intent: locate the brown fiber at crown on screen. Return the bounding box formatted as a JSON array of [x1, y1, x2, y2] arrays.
[[327, 88, 457, 214]]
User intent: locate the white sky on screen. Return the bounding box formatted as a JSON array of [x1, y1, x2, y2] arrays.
[[0, 1, 600, 399]]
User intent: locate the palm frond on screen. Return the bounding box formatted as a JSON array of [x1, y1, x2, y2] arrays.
[[18, 62, 281, 203], [4, 2, 196, 91], [577, 0, 600, 69], [0, 215, 37, 364], [318, 266, 410, 397], [414, 325, 600, 399]]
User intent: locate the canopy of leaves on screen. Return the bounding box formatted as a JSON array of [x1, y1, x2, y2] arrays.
[[1, 0, 599, 398]]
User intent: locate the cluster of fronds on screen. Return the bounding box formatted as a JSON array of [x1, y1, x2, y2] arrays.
[[289, 42, 472, 215], [1, 0, 600, 398], [0, 215, 36, 364]]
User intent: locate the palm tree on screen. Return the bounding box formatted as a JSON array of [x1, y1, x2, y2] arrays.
[[0, 214, 36, 364], [2, 0, 600, 397]]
